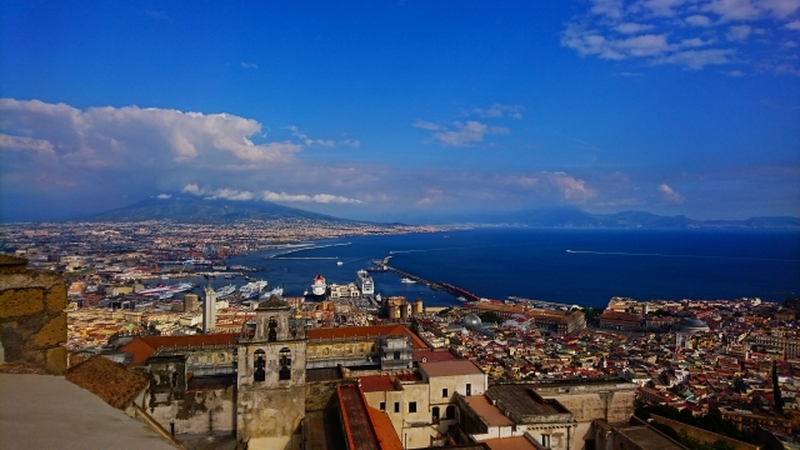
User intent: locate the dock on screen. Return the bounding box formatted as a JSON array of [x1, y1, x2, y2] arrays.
[[373, 259, 483, 303]]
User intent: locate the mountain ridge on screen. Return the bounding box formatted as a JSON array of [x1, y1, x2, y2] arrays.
[[84, 196, 800, 228]]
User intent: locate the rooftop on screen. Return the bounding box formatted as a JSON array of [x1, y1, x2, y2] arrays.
[[0, 374, 177, 450], [486, 385, 573, 423], [66, 355, 149, 410], [464, 395, 514, 427], [119, 333, 236, 363], [420, 360, 483, 377], [307, 324, 428, 350]]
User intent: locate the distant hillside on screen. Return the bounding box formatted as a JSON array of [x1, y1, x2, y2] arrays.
[[455, 207, 800, 229], [86, 195, 360, 224]]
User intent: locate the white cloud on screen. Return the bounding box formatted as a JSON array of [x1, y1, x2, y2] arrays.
[[658, 183, 684, 203], [471, 103, 524, 119], [156, 193, 172, 199], [614, 22, 657, 34], [548, 172, 598, 200], [260, 190, 362, 204], [182, 184, 203, 195], [562, 0, 800, 74], [411, 120, 441, 131], [726, 25, 752, 41], [0, 134, 56, 155], [429, 121, 509, 147], [685, 14, 713, 26], [240, 62, 258, 69], [658, 48, 736, 69], [639, 0, 690, 16]]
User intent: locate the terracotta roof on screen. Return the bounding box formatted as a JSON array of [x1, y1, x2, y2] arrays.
[[307, 324, 428, 349], [360, 375, 398, 392], [119, 333, 236, 363], [66, 356, 149, 410], [482, 436, 539, 450], [366, 404, 403, 450], [414, 350, 457, 363], [420, 360, 483, 377]]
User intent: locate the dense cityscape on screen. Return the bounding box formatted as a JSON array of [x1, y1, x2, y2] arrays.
[[1, 219, 798, 450]]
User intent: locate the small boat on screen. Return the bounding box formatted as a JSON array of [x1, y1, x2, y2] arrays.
[[337, 261, 343, 266], [400, 278, 416, 284]]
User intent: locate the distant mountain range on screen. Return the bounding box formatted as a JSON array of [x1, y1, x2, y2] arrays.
[[87, 195, 358, 224], [86, 196, 800, 228], [470, 207, 800, 229]]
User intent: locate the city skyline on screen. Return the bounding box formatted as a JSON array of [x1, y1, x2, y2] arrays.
[[1, 1, 799, 223]]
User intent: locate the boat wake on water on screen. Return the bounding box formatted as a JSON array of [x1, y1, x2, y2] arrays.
[[565, 249, 799, 262]]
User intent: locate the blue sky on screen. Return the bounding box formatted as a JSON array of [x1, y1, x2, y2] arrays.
[[1, 0, 799, 223]]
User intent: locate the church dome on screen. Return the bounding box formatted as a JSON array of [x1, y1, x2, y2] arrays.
[[463, 314, 483, 328], [680, 316, 709, 334]]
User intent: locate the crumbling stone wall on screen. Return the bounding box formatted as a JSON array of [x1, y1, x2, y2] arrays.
[[0, 255, 67, 374]]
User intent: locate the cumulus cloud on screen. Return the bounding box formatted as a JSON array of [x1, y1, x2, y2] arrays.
[[658, 183, 684, 203], [261, 190, 362, 204], [0, 134, 56, 155], [562, 0, 800, 74], [156, 193, 172, 199], [547, 172, 598, 200], [0, 98, 302, 170]]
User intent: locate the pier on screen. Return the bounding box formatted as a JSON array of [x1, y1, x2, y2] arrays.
[[374, 259, 483, 303]]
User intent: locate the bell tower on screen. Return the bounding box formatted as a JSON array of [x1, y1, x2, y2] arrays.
[[236, 296, 306, 450]]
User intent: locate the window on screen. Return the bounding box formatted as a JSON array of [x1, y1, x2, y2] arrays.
[[279, 347, 291, 380], [442, 388, 449, 398], [445, 405, 455, 420], [394, 402, 400, 413], [431, 406, 440, 423], [268, 317, 277, 342], [409, 402, 417, 413], [541, 434, 551, 448], [379, 402, 386, 411], [393, 351, 400, 360], [254, 349, 266, 382], [466, 383, 472, 396]]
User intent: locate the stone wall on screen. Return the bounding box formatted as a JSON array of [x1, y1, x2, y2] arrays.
[[0, 255, 67, 374], [650, 415, 760, 450]]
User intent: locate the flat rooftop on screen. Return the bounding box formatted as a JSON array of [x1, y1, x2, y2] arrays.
[[486, 384, 572, 422], [0, 374, 178, 450], [464, 395, 514, 427], [420, 360, 483, 377]]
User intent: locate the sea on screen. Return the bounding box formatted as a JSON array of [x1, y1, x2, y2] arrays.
[[215, 228, 800, 309]]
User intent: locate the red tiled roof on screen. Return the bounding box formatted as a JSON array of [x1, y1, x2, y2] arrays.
[[66, 356, 149, 410], [119, 333, 236, 363], [307, 325, 428, 350]]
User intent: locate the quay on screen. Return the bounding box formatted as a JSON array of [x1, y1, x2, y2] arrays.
[[375, 259, 483, 303]]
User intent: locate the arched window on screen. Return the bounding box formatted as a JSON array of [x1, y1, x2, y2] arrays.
[[268, 317, 278, 342], [431, 406, 440, 423], [254, 349, 266, 382], [445, 405, 456, 420], [279, 347, 291, 380]]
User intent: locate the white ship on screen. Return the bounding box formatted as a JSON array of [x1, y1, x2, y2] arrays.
[[261, 287, 284, 299], [311, 275, 326, 297], [215, 284, 237, 298], [356, 270, 374, 296], [135, 282, 194, 299], [400, 278, 416, 284], [239, 280, 268, 300]]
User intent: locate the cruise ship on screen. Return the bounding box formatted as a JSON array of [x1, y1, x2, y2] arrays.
[[214, 284, 237, 298], [311, 275, 326, 297], [356, 270, 374, 296], [239, 280, 268, 300]]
